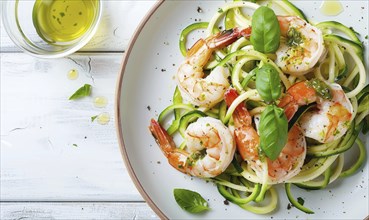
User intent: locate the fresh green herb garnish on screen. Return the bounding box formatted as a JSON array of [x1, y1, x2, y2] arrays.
[[297, 197, 305, 206], [250, 6, 280, 53], [254, 63, 286, 160], [259, 105, 288, 160], [218, 8, 224, 13], [173, 188, 210, 213], [91, 115, 98, 122], [72, 144, 78, 147], [255, 64, 282, 102], [69, 84, 92, 100], [186, 149, 207, 167], [307, 79, 332, 100], [287, 27, 303, 47]]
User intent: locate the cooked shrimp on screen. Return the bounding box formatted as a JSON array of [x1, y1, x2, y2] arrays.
[[224, 89, 306, 184], [275, 16, 325, 76], [278, 80, 353, 143], [149, 117, 235, 178], [177, 27, 251, 108]]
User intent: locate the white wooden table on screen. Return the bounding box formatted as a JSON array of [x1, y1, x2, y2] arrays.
[[1, 1, 159, 219]]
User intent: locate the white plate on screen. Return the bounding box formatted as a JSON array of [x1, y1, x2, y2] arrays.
[[116, 1, 369, 219]]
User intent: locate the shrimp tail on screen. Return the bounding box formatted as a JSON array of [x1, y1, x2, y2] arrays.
[[238, 26, 252, 38], [278, 81, 317, 121], [278, 94, 298, 121], [149, 119, 188, 173], [224, 88, 252, 126], [224, 88, 239, 106], [224, 89, 259, 162], [186, 27, 251, 61], [149, 119, 176, 157], [206, 27, 252, 49]]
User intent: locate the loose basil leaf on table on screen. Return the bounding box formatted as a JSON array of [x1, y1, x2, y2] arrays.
[[173, 188, 210, 213], [250, 6, 281, 53], [259, 105, 288, 161], [91, 115, 98, 122], [255, 64, 282, 102], [69, 84, 92, 100]]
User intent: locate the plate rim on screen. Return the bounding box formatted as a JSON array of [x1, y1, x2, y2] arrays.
[[114, 1, 369, 219], [114, 0, 167, 219]]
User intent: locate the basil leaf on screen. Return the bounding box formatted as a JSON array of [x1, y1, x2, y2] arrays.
[[91, 115, 98, 122], [259, 105, 288, 160], [173, 188, 210, 213], [255, 64, 282, 102], [69, 84, 92, 100], [250, 6, 280, 53]]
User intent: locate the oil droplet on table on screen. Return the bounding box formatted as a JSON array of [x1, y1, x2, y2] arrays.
[[93, 96, 108, 108], [320, 0, 343, 16], [97, 112, 110, 125], [67, 69, 79, 80]]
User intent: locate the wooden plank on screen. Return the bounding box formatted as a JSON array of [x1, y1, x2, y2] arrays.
[[0, 202, 159, 220], [0, 1, 156, 52], [0, 53, 142, 201]]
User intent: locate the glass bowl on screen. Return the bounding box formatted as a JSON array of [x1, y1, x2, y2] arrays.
[[1, 0, 102, 58]]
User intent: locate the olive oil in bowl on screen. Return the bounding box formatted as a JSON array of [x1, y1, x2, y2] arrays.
[[32, 0, 99, 44]]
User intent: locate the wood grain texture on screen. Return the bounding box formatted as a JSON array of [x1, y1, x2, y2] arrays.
[[0, 53, 142, 201], [0, 202, 158, 219], [0, 1, 156, 52], [0, 1, 161, 218]]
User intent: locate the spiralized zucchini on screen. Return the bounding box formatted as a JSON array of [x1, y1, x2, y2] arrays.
[[155, 0, 368, 215]]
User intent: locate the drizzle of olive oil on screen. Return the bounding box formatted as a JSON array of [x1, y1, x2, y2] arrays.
[[97, 112, 110, 125], [320, 0, 343, 16], [32, 0, 99, 43], [67, 69, 79, 80], [93, 96, 108, 108]]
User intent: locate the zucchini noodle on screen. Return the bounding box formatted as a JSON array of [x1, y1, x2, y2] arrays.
[[223, 89, 261, 123], [151, 0, 368, 216], [327, 44, 336, 83], [206, 1, 259, 36], [344, 47, 366, 98]]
